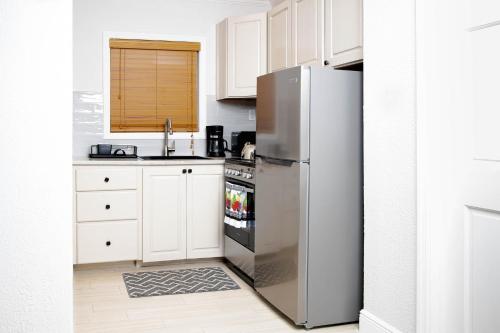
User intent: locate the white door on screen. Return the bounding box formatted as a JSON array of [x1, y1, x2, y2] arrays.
[[268, 0, 292, 72], [324, 0, 363, 67], [292, 0, 324, 66], [186, 166, 224, 259], [227, 12, 267, 97], [143, 166, 187, 262], [417, 1, 500, 332]]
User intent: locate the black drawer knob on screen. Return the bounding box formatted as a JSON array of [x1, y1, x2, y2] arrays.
[[182, 169, 187, 174], [104, 177, 110, 183], [324, 60, 330, 66], [105, 204, 111, 210], [106, 241, 111, 247], [188, 169, 192, 174]]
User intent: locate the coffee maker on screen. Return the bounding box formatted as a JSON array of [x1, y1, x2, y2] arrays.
[[206, 125, 227, 157]]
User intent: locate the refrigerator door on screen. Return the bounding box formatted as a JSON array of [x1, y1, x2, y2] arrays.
[[254, 156, 309, 325], [306, 68, 363, 327], [256, 66, 310, 162]]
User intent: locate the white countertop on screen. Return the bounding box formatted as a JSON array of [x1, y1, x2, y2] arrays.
[[72, 156, 226, 166]]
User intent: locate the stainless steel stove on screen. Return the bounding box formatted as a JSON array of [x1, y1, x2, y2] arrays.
[[223, 158, 255, 285]]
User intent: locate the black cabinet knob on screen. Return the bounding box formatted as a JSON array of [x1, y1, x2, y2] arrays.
[[105, 204, 111, 210], [104, 177, 110, 183], [106, 241, 111, 247], [182, 169, 187, 174], [324, 60, 330, 66], [188, 169, 192, 174]]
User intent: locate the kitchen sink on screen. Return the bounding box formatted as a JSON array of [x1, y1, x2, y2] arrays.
[[139, 155, 209, 160]]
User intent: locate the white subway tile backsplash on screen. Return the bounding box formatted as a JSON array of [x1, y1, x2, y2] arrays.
[[73, 91, 256, 158]]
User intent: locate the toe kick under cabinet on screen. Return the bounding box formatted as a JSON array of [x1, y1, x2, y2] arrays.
[[73, 163, 224, 265]]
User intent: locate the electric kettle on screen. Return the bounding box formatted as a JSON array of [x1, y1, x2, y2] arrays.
[[240, 142, 256, 160]]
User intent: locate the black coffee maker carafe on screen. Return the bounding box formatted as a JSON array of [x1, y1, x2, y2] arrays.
[[206, 125, 228, 157]]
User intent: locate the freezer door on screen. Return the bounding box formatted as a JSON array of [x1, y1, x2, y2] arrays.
[[255, 157, 309, 324], [256, 66, 310, 162]]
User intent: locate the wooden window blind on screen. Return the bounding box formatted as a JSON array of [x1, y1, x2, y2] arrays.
[[110, 39, 200, 132]]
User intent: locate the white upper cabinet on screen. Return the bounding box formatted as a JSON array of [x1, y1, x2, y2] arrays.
[[216, 12, 267, 99], [143, 166, 187, 262], [291, 0, 324, 66], [186, 166, 224, 259], [268, 0, 293, 72], [324, 0, 363, 67]]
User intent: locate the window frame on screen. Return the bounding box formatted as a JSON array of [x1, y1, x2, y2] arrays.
[[102, 31, 207, 139]]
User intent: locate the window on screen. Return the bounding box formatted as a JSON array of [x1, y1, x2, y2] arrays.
[[109, 39, 200, 133]]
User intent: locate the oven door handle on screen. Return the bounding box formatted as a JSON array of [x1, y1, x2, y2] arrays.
[[225, 180, 254, 193]]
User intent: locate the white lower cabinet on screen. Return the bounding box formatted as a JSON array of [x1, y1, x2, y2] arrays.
[[73, 163, 224, 265], [76, 190, 137, 222], [73, 166, 142, 264], [142, 166, 187, 262], [142, 165, 224, 263], [77, 220, 138, 264], [187, 166, 224, 259]]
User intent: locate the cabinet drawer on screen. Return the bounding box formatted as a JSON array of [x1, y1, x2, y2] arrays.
[[76, 167, 137, 191], [77, 220, 138, 264], [76, 191, 137, 222]]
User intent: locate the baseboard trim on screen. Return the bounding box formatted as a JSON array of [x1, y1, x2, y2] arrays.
[[359, 310, 403, 333]]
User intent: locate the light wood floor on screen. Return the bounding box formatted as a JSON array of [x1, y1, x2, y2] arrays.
[[74, 260, 359, 333]]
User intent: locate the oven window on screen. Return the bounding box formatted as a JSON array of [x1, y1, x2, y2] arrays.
[[224, 181, 254, 228]]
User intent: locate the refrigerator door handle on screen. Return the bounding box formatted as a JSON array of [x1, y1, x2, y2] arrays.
[[256, 155, 302, 167]]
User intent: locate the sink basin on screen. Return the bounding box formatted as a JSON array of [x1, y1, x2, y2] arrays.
[[140, 155, 209, 160]]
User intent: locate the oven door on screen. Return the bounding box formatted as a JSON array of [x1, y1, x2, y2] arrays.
[[224, 178, 255, 252]]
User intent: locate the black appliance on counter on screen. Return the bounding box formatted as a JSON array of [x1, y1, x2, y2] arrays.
[[206, 125, 228, 157], [224, 157, 255, 286], [230, 131, 256, 158]]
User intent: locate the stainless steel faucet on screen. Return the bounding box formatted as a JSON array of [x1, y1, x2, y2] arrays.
[[164, 118, 175, 156]]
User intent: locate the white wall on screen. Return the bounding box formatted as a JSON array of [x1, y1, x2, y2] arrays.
[[360, 0, 417, 332], [73, 0, 269, 157], [0, 1, 73, 332], [74, 0, 270, 93]]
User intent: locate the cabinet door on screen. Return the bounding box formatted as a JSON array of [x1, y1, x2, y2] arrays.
[[186, 165, 224, 259], [268, 0, 293, 72], [324, 0, 363, 67], [143, 166, 187, 262], [227, 12, 267, 97], [292, 0, 324, 66]]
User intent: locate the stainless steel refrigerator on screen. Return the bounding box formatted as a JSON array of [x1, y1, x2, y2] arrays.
[[255, 66, 363, 328]]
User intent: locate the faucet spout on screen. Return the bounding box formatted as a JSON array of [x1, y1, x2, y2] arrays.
[[164, 118, 175, 156]]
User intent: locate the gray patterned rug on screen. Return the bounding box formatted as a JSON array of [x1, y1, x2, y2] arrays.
[[122, 267, 240, 298]]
